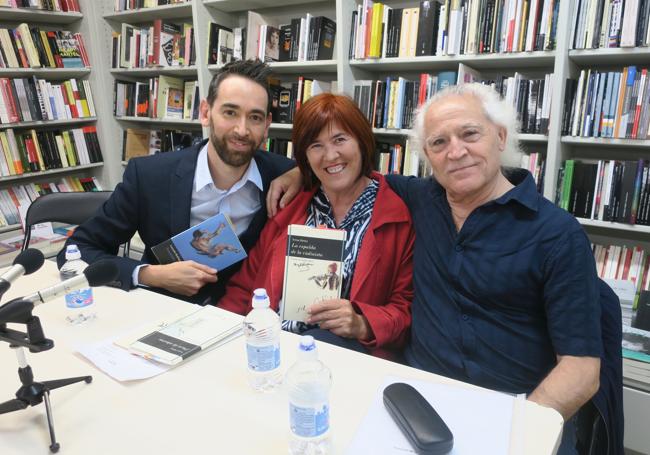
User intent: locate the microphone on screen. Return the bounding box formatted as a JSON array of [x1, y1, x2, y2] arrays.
[[25, 259, 119, 306], [0, 248, 45, 296]]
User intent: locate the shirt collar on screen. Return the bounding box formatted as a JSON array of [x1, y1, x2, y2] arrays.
[[194, 143, 263, 193], [429, 167, 540, 212], [494, 168, 540, 212]]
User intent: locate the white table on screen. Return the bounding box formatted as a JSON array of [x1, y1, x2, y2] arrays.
[[0, 261, 563, 454]]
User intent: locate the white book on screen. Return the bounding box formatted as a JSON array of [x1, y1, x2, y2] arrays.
[[116, 306, 242, 366], [620, 0, 639, 47], [83, 80, 96, 117], [526, 0, 541, 51], [584, 0, 598, 49], [381, 5, 391, 58], [599, 160, 613, 220], [447, 1, 462, 55], [571, 70, 586, 136], [437, 0, 448, 55]]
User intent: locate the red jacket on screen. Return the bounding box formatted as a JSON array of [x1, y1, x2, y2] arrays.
[[219, 172, 414, 357]]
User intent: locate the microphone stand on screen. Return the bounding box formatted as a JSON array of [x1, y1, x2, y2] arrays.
[[0, 298, 92, 453]]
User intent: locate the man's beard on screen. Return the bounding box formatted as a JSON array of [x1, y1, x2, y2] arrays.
[[209, 118, 259, 167]]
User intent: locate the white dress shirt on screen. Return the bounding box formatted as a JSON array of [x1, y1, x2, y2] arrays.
[[133, 143, 263, 285]]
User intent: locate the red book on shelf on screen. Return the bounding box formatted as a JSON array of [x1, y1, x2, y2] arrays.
[[46, 31, 63, 68], [152, 19, 162, 66], [73, 33, 90, 67], [22, 135, 39, 171], [0, 79, 20, 123], [10, 29, 30, 68]]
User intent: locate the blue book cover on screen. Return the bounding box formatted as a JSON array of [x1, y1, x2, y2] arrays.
[[151, 213, 247, 272]]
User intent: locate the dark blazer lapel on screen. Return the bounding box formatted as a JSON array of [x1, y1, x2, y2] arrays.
[[170, 142, 203, 235]]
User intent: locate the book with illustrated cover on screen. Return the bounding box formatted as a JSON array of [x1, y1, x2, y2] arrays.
[[158, 22, 181, 67], [55, 31, 83, 68], [115, 305, 242, 365], [281, 224, 346, 322], [151, 212, 247, 272]]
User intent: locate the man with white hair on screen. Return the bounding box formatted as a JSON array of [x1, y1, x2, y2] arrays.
[[393, 84, 601, 453], [268, 83, 603, 453]]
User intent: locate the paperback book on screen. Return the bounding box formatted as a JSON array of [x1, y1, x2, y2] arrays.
[[116, 305, 242, 365], [151, 212, 247, 272], [281, 224, 345, 322]]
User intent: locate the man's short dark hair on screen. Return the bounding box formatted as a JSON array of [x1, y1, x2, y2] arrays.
[[206, 59, 272, 114]]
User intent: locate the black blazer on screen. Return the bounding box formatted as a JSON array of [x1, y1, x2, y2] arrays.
[[57, 140, 295, 304]]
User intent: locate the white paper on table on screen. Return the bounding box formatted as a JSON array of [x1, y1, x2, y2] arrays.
[[345, 376, 515, 455], [76, 337, 170, 382]]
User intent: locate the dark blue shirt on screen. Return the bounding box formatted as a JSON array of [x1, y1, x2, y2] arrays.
[[387, 169, 602, 394]]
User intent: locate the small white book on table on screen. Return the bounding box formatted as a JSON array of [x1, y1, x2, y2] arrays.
[[115, 305, 242, 365]]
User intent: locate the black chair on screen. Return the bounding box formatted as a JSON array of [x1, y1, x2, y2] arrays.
[[575, 278, 624, 455], [21, 191, 113, 251]]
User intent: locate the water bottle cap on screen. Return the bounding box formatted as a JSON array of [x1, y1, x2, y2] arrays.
[[252, 288, 269, 308], [298, 335, 316, 352], [65, 244, 81, 260]]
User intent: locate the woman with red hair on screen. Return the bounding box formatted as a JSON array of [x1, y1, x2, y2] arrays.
[[218, 93, 414, 357]]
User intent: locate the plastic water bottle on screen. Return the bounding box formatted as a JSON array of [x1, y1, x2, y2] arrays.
[[285, 335, 332, 455], [243, 288, 282, 392], [59, 244, 94, 324]]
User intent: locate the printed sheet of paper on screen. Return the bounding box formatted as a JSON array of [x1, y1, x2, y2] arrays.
[[76, 337, 169, 382], [345, 376, 515, 454]]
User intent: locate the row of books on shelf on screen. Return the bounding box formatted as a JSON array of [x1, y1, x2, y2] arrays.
[[122, 127, 201, 160], [113, 0, 188, 11], [0, 175, 102, 227], [206, 22, 240, 66], [519, 151, 546, 193], [592, 241, 650, 362], [0, 26, 88, 69], [112, 20, 195, 69], [0, 77, 95, 124], [571, 0, 650, 49], [353, 71, 454, 130], [0, 0, 80, 11], [556, 159, 650, 225], [0, 126, 102, 176], [350, 0, 559, 60], [352, 66, 552, 134], [114, 76, 199, 120], [563, 66, 650, 139], [270, 77, 332, 125], [246, 11, 336, 62]]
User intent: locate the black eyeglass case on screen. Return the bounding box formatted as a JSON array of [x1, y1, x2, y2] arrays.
[[383, 382, 454, 455]]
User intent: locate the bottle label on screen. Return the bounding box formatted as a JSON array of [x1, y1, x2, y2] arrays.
[[65, 288, 93, 308], [246, 343, 280, 372], [289, 403, 329, 438]]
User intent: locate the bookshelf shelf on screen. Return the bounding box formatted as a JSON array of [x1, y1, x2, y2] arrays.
[[0, 163, 104, 184], [0, 8, 83, 24], [269, 123, 292, 131], [519, 134, 549, 143], [373, 128, 411, 136], [349, 51, 556, 72], [269, 60, 338, 74], [102, 3, 193, 22], [569, 48, 650, 66], [0, 117, 97, 131], [115, 116, 202, 127], [0, 223, 21, 234], [0, 68, 91, 79], [111, 66, 198, 77], [561, 137, 650, 149], [203, 0, 326, 13], [578, 218, 650, 235], [207, 60, 338, 74]]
